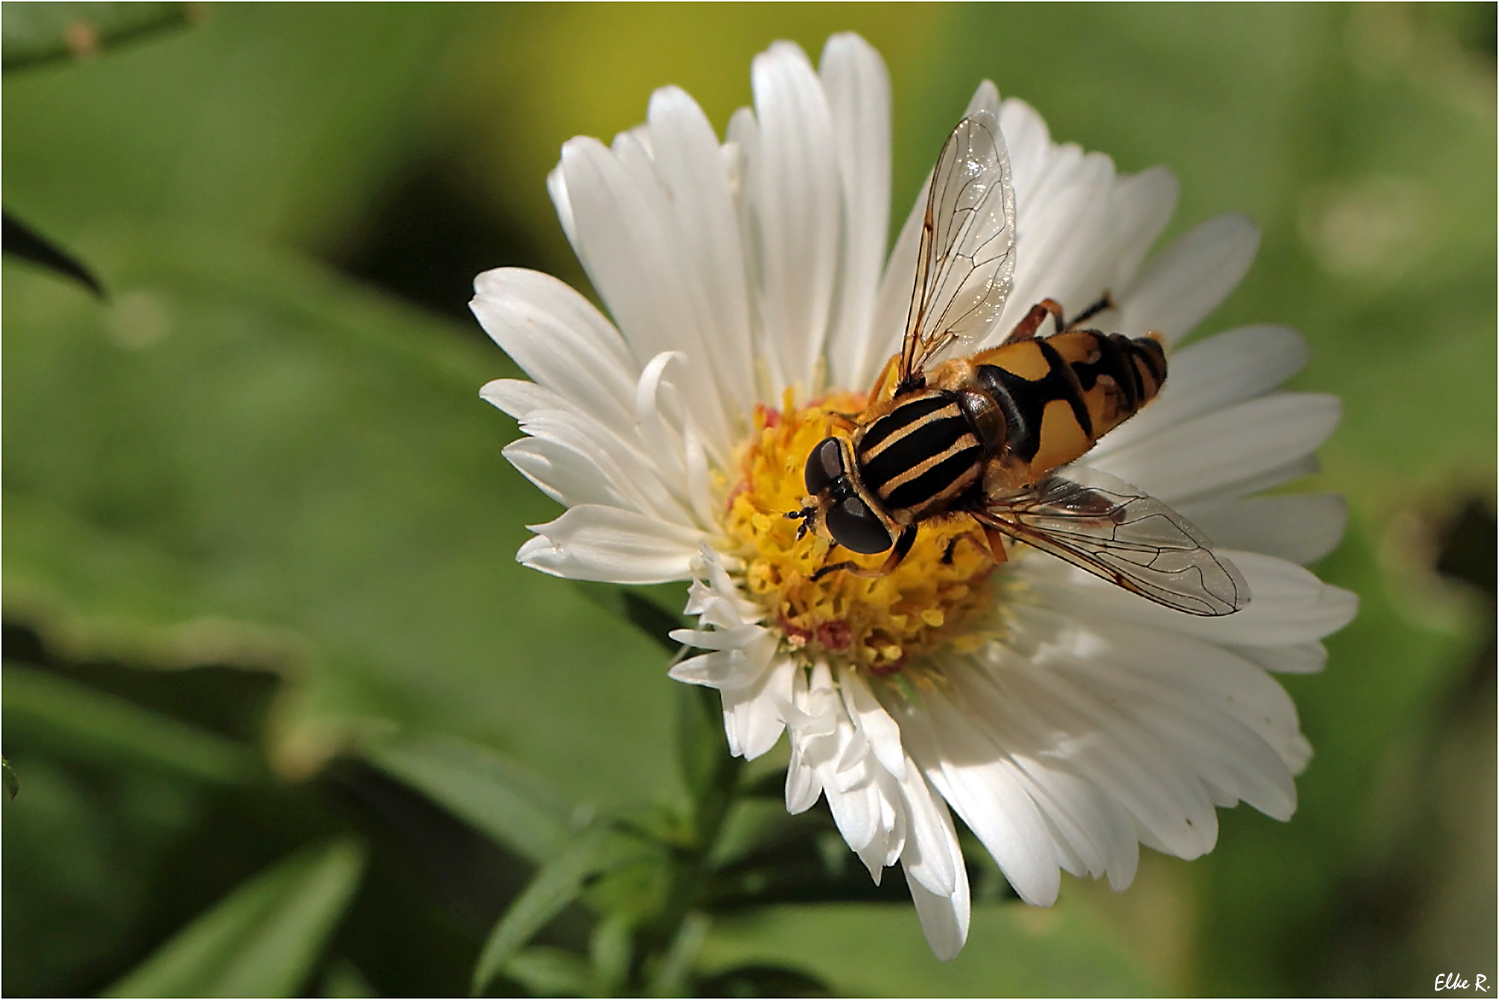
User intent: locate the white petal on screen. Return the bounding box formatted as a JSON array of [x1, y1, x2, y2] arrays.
[[557, 137, 736, 462], [670, 626, 777, 692], [897, 689, 1061, 905], [1090, 392, 1341, 506], [747, 42, 841, 394], [1076, 616, 1309, 769], [966, 80, 1000, 119], [721, 655, 794, 759], [518, 505, 702, 583], [889, 758, 958, 898], [479, 378, 557, 422], [864, 170, 926, 390], [785, 748, 824, 815], [819, 33, 892, 390], [982, 654, 1221, 860], [669, 622, 767, 653], [1104, 166, 1179, 293], [899, 774, 970, 959], [997, 97, 1051, 198], [503, 438, 628, 509], [546, 165, 577, 248], [1178, 493, 1347, 565], [669, 649, 753, 689], [471, 269, 637, 430], [1229, 641, 1328, 675], [1026, 549, 1359, 646], [939, 666, 1140, 888], [646, 86, 758, 425], [1017, 758, 1140, 889], [1116, 214, 1260, 344], [905, 864, 970, 963], [837, 666, 906, 780], [509, 408, 689, 526], [1000, 147, 1116, 341], [1052, 635, 1299, 820], [826, 772, 881, 854]]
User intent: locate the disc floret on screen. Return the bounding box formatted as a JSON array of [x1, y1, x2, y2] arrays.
[[723, 392, 998, 674]]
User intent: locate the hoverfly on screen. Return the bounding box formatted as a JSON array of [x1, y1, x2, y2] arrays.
[[789, 111, 1248, 617]]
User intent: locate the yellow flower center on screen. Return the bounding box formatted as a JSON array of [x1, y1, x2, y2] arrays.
[[721, 390, 1000, 675]]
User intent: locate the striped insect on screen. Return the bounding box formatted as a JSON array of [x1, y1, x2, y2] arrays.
[[789, 111, 1248, 616]]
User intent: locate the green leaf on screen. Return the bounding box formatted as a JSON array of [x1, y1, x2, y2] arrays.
[[471, 828, 633, 997], [497, 947, 593, 998], [647, 910, 710, 998], [320, 959, 377, 998], [694, 963, 834, 998], [676, 682, 732, 815], [699, 903, 1157, 997], [365, 733, 582, 864], [2, 2, 191, 71], [3, 5, 469, 250], [2, 230, 677, 807], [2, 211, 105, 297], [588, 913, 634, 997], [104, 837, 367, 998], [2, 664, 259, 784]]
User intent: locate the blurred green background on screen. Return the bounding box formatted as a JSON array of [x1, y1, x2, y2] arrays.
[[3, 3, 1493, 996]]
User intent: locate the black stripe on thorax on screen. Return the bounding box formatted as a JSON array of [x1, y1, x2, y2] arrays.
[[858, 397, 969, 489], [858, 393, 952, 454], [882, 443, 983, 512]]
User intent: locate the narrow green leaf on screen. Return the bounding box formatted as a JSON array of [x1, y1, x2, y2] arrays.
[[366, 733, 581, 864], [321, 959, 377, 998], [1, 755, 16, 799], [104, 837, 367, 998], [648, 910, 710, 998], [588, 913, 634, 997], [2, 664, 258, 784], [2, 211, 105, 297], [471, 828, 632, 997], [499, 947, 593, 998], [2, 2, 191, 71]]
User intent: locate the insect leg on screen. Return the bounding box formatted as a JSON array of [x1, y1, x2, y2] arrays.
[[812, 524, 918, 581], [825, 411, 859, 434], [1003, 299, 1065, 343], [1062, 292, 1116, 332], [940, 523, 1010, 565]]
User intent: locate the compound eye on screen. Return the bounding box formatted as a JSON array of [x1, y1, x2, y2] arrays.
[[804, 437, 845, 495], [825, 496, 893, 554]]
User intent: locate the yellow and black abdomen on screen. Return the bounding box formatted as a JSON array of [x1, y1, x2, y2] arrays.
[[972, 330, 1166, 485], [854, 391, 985, 524]]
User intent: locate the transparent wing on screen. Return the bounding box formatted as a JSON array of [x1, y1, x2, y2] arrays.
[[898, 111, 1017, 389], [980, 467, 1250, 616]]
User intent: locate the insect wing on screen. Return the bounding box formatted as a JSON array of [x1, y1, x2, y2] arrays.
[[983, 468, 1250, 616], [899, 111, 1017, 387]]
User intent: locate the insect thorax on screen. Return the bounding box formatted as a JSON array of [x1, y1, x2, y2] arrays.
[[854, 390, 986, 522]]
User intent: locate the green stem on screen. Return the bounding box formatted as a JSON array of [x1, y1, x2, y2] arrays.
[[638, 684, 745, 994], [660, 745, 742, 945]]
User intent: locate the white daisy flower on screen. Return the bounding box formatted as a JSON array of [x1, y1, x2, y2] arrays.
[[472, 34, 1358, 960]]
